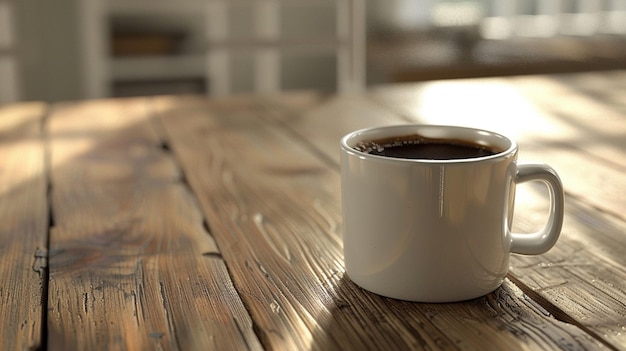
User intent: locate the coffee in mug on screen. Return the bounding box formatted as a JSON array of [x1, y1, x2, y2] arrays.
[[340, 125, 564, 302], [354, 134, 501, 160]]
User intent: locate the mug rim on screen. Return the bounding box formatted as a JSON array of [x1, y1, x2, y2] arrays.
[[341, 124, 518, 164]]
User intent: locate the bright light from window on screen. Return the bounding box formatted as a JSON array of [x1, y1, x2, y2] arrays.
[[481, 17, 512, 39], [412, 79, 574, 142], [432, 2, 483, 27]]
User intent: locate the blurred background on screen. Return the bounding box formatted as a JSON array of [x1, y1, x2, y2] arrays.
[[1, 0, 626, 103]]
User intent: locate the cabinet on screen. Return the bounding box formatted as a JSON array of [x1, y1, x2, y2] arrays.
[[80, 0, 365, 99]]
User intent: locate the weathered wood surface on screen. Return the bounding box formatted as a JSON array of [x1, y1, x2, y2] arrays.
[[362, 73, 626, 349], [0, 103, 48, 351], [156, 95, 604, 350], [46, 99, 261, 350], [2, 70, 626, 350]]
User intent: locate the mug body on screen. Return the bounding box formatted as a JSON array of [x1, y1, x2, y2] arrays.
[[340, 125, 518, 302]]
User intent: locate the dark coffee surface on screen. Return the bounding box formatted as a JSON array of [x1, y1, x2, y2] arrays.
[[354, 134, 499, 160]]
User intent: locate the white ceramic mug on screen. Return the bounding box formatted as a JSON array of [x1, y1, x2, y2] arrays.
[[340, 125, 564, 302]]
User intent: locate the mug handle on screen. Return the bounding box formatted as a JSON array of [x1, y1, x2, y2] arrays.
[[510, 163, 565, 255]]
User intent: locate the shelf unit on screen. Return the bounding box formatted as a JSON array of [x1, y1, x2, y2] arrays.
[[80, 0, 365, 99]]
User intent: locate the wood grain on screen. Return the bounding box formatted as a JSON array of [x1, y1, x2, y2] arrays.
[[4, 71, 624, 350], [157, 95, 603, 350], [511, 191, 626, 349], [47, 99, 261, 350], [363, 78, 626, 349], [0, 102, 48, 350]]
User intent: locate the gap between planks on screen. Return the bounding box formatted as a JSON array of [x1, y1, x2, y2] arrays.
[[507, 275, 620, 351], [41, 103, 53, 351], [146, 98, 266, 349], [147, 99, 223, 260], [44, 98, 262, 350]]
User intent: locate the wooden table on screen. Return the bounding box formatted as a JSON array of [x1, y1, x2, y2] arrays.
[[2, 70, 625, 350]]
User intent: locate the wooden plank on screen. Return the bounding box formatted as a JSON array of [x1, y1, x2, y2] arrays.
[[157, 95, 603, 350], [0, 102, 48, 350], [47, 99, 261, 350], [352, 79, 626, 349], [549, 70, 626, 116], [509, 187, 626, 349], [509, 73, 626, 170], [262, 93, 408, 166]]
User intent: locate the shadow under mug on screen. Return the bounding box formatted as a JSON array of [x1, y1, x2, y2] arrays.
[[340, 125, 564, 303]]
